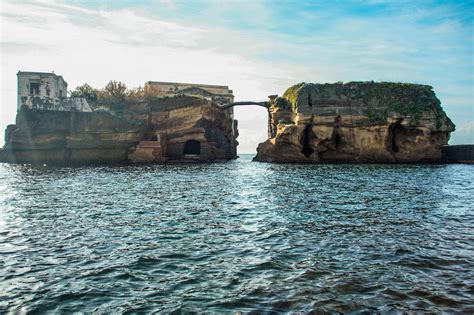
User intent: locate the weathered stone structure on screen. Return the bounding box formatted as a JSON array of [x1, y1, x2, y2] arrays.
[[144, 81, 234, 106], [1, 95, 238, 164], [1, 75, 238, 164], [255, 82, 455, 163], [17, 71, 92, 112], [1, 74, 459, 165], [126, 95, 238, 162], [1, 110, 140, 164]]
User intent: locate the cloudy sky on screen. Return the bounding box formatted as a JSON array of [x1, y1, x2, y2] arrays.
[[1, 0, 473, 152]]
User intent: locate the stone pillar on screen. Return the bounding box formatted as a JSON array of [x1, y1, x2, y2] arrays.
[[267, 95, 278, 138]]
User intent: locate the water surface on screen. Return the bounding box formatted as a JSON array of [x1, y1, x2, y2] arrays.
[[0, 155, 473, 313]]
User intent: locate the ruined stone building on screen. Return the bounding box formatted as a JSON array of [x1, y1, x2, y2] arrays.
[[17, 71, 91, 112], [131, 81, 238, 162], [2, 73, 238, 164], [2, 72, 458, 164], [144, 81, 234, 105]]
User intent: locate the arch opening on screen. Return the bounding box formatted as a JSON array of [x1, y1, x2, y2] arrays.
[[232, 105, 270, 155], [183, 140, 201, 155]]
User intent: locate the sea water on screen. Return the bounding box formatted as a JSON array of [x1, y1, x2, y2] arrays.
[[0, 154, 473, 312]]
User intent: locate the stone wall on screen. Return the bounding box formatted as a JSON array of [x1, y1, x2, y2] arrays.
[[19, 96, 92, 112], [17, 72, 67, 109], [145, 81, 233, 99], [17, 71, 92, 112]]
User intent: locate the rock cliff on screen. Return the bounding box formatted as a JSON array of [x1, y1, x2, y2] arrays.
[[0, 95, 237, 164], [255, 82, 455, 163]]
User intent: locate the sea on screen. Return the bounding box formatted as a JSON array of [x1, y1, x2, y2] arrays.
[[0, 154, 473, 313]]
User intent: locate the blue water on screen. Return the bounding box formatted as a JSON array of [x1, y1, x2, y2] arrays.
[[0, 155, 473, 313]]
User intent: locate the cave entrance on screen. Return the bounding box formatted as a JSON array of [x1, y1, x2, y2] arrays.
[[301, 125, 315, 158], [390, 122, 404, 153], [183, 140, 201, 155], [335, 133, 342, 150]]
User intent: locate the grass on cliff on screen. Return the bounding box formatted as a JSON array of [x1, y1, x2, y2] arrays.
[[281, 82, 305, 112], [276, 81, 452, 129]]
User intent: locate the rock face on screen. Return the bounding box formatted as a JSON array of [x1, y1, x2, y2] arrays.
[[255, 82, 455, 163], [1, 110, 140, 164], [135, 96, 237, 161], [1, 95, 237, 164]]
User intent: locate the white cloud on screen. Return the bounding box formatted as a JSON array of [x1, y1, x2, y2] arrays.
[[451, 121, 474, 144], [0, 0, 298, 151], [0, 0, 472, 151]]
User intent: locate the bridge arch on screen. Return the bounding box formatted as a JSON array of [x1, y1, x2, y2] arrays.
[[220, 101, 276, 152], [220, 101, 269, 110]]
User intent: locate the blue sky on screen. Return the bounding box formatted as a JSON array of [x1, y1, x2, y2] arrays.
[[1, 0, 473, 151]]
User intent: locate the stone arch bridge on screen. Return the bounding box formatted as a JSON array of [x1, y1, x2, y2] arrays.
[[220, 101, 275, 138]]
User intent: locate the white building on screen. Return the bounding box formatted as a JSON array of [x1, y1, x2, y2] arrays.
[[17, 71, 91, 112]]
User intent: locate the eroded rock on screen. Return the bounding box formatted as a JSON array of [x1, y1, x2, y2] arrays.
[[255, 82, 455, 163], [0, 95, 237, 164]]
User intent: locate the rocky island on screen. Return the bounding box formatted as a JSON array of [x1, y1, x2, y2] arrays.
[[255, 82, 455, 163], [0, 72, 238, 164], [0, 72, 458, 164]]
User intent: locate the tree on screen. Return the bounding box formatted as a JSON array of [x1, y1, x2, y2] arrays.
[[126, 86, 145, 103], [70, 83, 98, 107], [104, 80, 127, 102]]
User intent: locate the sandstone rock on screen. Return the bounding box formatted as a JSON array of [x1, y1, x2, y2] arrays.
[[1, 95, 237, 164], [255, 82, 455, 163]]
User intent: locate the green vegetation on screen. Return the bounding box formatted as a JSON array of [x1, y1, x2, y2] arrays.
[[278, 81, 450, 129], [70, 80, 145, 112], [282, 82, 305, 112], [272, 97, 291, 111], [278, 119, 295, 125], [350, 82, 428, 123], [70, 83, 97, 105]]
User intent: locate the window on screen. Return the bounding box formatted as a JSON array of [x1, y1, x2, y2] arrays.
[[29, 82, 40, 95]]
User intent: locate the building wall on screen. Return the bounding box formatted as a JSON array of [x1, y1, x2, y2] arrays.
[[17, 71, 91, 112], [144, 81, 234, 103], [145, 81, 232, 96], [144, 80, 235, 122], [17, 72, 67, 110]]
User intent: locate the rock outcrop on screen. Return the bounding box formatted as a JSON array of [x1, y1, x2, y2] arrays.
[[0, 95, 237, 164], [1, 110, 140, 164], [255, 82, 455, 163]]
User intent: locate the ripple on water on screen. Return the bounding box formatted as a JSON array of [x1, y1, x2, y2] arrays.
[[0, 156, 473, 313]]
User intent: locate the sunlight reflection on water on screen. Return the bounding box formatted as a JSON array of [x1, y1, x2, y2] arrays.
[[0, 156, 473, 313]]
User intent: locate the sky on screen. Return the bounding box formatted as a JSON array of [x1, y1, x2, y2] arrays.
[[0, 0, 473, 152]]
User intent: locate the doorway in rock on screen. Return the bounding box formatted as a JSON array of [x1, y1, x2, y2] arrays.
[[183, 140, 201, 155]]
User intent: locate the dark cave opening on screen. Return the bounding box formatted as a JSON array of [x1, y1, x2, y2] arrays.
[[335, 133, 342, 150], [183, 140, 201, 155], [301, 125, 314, 158], [390, 122, 404, 153]]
